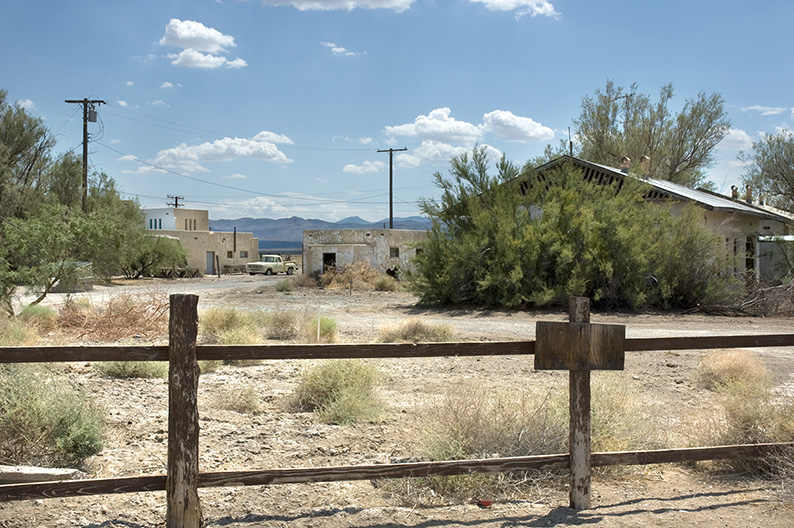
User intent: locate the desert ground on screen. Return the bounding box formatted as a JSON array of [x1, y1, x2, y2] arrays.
[[1, 274, 793, 527]]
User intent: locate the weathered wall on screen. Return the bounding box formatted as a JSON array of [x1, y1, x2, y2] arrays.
[[302, 229, 427, 276]]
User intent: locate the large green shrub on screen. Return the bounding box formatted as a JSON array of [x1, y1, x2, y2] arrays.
[[291, 360, 381, 424], [411, 148, 741, 310], [0, 365, 104, 467]]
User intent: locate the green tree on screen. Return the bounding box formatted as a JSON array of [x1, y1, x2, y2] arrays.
[[411, 148, 741, 311], [741, 130, 794, 212], [573, 81, 730, 189]]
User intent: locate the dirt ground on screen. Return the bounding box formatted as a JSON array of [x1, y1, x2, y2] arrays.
[[2, 274, 794, 527]]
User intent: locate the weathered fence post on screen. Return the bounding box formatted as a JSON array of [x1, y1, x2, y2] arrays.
[[167, 294, 202, 528], [568, 297, 591, 509], [534, 296, 625, 510]]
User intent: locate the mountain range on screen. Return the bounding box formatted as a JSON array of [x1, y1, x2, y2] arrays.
[[209, 216, 432, 252]]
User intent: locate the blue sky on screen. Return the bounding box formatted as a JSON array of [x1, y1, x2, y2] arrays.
[[2, 0, 792, 221]]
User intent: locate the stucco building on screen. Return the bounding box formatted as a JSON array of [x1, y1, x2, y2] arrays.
[[144, 207, 258, 275], [302, 228, 427, 277]]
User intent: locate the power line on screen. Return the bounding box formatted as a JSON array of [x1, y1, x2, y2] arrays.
[[65, 98, 106, 212], [378, 147, 408, 229]]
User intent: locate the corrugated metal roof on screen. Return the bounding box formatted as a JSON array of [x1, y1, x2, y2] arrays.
[[562, 157, 791, 223]]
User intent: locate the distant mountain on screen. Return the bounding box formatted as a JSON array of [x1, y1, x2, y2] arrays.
[[208, 215, 431, 250]]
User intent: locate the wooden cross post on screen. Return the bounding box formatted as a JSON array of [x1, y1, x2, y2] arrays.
[[535, 297, 625, 510], [167, 294, 202, 528]]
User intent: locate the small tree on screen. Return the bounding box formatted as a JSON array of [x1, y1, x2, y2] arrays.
[[741, 130, 794, 212]]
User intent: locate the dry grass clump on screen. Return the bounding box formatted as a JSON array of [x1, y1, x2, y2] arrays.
[[319, 261, 383, 291], [294, 272, 319, 288], [58, 290, 170, 341], [200, 307, 268, 345], [378, 318, 454, 343], [95, 361, 169, 379], [0, 365, 105, 467], [275, 279, 294, 293], [17, 304, 59, 334], [213, 386, 262, 414], [696, 350, 770, 391], [0, 316, 39, 346], [290, 360, 382, 424]]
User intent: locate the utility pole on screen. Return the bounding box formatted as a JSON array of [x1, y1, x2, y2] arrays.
[[167, 195, 185, 208], [65, 98, 106, 213], [377, 147, 407, 229]]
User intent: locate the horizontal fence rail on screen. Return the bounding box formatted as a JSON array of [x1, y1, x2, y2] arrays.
[[1, 333, 793, 363], [3, 443, 792, 502]]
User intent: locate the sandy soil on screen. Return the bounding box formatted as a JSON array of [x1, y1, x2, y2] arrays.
[[1, 275, 794, 527]]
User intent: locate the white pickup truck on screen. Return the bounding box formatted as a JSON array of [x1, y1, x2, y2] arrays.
[[245, 255, 298, 276]]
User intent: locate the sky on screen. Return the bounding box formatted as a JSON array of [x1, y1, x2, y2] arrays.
[[2, 0, 792, 222]]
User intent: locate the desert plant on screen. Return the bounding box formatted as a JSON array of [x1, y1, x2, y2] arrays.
[[214, 386, 261, 414], [305, 315, 337, 343], [265, 310, 301, 341], [291, 359, 381, 424], [696, 350, 770, 391], [0, 364, 104, 467], [378, 319, 454, 343], [17, 304, 58, 333], [319, 260, 383, 291], [295, 271, 319, 288], [275, 279, 294, 293], [0, 316, 38, 346], [374, 275, 399, 292], [95, 361, 169, 379], [58, 290, 170, 340], [200, 307, 267, 345]]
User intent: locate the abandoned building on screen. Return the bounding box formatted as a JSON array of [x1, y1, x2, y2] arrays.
[[144, 207, 259, 275], [532, 156, 793, 281], [302, 228, 427, 277]]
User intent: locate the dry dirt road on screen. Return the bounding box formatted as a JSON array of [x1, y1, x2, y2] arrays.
[[2, 275, 794, 527]]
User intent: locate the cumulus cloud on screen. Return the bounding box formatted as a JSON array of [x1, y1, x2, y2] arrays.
[[259, 0, 414, 11], [720, 128, 754, 151], [159, 19, 247, 69], [386, 108, 483, 145], [126, 81, 134, 86], [396, 140, 471, 167], [321, 41, 365, 56], [470, 0, 559, 18], [343, 160, 385, 174], [117, 100, 129, 107], [482, 110, 555, 142], [741, 105, 789, 116], [161, 81, 174, 89], [16, 98, 36, 110], [125, 132, 293, 174]]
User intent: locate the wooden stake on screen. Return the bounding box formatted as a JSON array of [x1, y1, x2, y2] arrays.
[[569, 297, 591, 509], [167, 294, 202, 528]]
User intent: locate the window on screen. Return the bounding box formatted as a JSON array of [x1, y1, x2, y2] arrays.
[[185, 219, 189, 230], [240, 251, 248, 259], [390, 247, 400, 258], [227, 251, 233, 259], [149, 219, 152, 229], [158, 219, 162, 229]]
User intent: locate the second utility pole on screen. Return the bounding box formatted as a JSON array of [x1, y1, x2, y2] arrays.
[[65, 98, 106, 213], [377, 147, 407, 229]]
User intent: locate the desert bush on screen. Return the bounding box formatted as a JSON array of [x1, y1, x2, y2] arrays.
[[200, 307, 267, 345], [95, 361, 168, 379], [374, 275, 399, 292], [378, 318, 454, 343], [58, 291, 169, 340], [0, 317, 38, 346], [295, 272, 319, 288], [696, 350, 770, 391], [0, 365, 104, 467], [291, 360, 381, 424], [266, 310, 301, 341], [305, 315, 338, 343], [17, 304, 58, 333], [214, 386, 261, 414], [319, 261, 383, 291], [275, 279, 294, 293]]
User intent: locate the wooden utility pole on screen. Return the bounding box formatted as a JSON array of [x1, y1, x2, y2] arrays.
[[167, 194, 184, 208], [377, 147, 407, 229], [65, 98, 106, 213]]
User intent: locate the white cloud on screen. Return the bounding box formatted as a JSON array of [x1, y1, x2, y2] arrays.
[[321, 41, 364, 56], [159, 19, 236, 54], [259, 0, 414, 11], [741, 105, 789, 116], [720, 128, 754, 151], [359, 137, 373, 145], [126, 132, 293, 174], [343, 160, 385, 174], [147, 99, 168, 107], [211, 196, 290, 218], [117, 100, 129, 107], [386, 108, 483, 145], [159, 19, 247, 69], [396, 140, 471, 167], [126, 81, 135, 86], [16, 98, 36, 110], [161, 81, 174, 89], [470, 0, 559, 18], [224, 173, 248, 179], [482, 110, 554, 142]]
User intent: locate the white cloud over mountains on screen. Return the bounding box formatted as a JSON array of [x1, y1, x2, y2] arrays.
[[471, 0, 559, 18], [259, 0, 415, 11], [383, 107, 553, 166], [159, 19, 247, 69], [125, 132, 293, 174]]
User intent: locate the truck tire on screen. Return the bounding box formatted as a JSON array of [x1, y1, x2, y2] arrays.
[[265, 268, 273, 276], [286, 267, 294, 275], [249, 272, 256, 276]]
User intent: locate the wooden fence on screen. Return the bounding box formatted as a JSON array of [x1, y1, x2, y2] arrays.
[[1, 294, 793, 527]]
